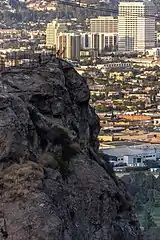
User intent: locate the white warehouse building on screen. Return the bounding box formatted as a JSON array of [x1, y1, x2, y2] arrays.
[[103, 145, 160, 167]]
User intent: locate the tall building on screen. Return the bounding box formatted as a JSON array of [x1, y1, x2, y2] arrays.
[[90, 16, 117, 33], [81, 33, 92, 49], [91, 33, 99, 51], [46, 20, 68, 48], [90, 16, 118, 53], [118, 1, 156, 52], [46, 19, 80, 60], [81, 33, 100, 51], [57, 32, 80, 60]]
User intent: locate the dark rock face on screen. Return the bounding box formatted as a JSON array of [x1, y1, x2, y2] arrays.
[[0, 60, 142, 239]]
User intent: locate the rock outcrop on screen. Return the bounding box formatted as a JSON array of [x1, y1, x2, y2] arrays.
[[0, 59, 142, 239]]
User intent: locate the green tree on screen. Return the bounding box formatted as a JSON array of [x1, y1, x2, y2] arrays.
[[142, 209, 157, 231], [146, 190, 155, 210], [153, 190, 160, 207], [144, 227, 160, 240], [134, 197, 143, 211], [95, 105, 108, 113]]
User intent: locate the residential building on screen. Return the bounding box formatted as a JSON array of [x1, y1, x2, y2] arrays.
[[57, 32, 80, 60], [101, 61, 132, 70], [145, 47, 160, 58], [118, 1, 156, 52], [90, 16, 117, 33], [90, 16, 118, 53], [91, 33, 99, 51], [81, 32, 100, 51], [46, 20, 68, 48]]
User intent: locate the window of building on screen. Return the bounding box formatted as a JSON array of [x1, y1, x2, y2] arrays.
[[137, 157, 142, 163]]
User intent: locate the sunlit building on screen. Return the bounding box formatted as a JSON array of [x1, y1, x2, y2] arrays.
[[90, 16, 118, 53], [57, 32, 80, 60], [46, 20, 68, 48], [118, 1, 156, 52]]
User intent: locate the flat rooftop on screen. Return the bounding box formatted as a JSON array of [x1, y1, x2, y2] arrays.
[[102, 143, 160, 157]]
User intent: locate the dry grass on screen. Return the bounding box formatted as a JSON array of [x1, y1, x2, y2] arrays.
[[0, 161, 44, 201]]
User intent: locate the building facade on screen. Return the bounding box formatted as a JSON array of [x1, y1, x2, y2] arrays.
[[90, 16, 117, 33], [57, 32, 80, 60], [104, 145, 160, 167], [81, 33, 100, 52], [81, 33, 92, 49], [90, 16, 118, 53], [46, 20, 68, 48], [46, 19, 80, 60], [118, 1, 156, 52]]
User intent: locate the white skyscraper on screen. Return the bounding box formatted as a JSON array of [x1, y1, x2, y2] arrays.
[[118, 1, 156, 52]]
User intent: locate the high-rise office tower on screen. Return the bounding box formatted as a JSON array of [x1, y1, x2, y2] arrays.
[[46, 20, 68, 48], [90, 16, 118, 53], [57, 32, 80, 60], [118, 1, 156, 52]]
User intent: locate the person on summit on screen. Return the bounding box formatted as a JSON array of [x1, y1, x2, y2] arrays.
[[56, 47, 66, 67], [56, 49, 61, 58], [56, 47, 66, 58]]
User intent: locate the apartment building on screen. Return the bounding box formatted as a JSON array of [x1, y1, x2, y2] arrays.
[[118, 1, 156, 52], [90, 16, 118, 53], [57, 32, 80, 60], [46, 20, 68, 47]]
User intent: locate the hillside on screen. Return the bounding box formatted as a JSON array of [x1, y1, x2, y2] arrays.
[[0, 0, 159, 28], [0, 0, 118, 27], [0, 58, 142, 239], [122, 172, 160, 240], [0, 0, 34, 28]]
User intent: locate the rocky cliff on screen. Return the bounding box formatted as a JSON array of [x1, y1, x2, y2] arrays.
[[0, 59, 142, 240]]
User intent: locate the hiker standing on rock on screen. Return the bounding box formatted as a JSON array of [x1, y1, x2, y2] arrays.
[[56, 47, 66, 67]]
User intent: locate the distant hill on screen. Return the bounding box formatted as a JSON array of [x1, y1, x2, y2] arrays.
[[0, 0, 126, 25], [0, 0, 34, 28], [153, 0, 160, 13], [0, 0, 159, 28]]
